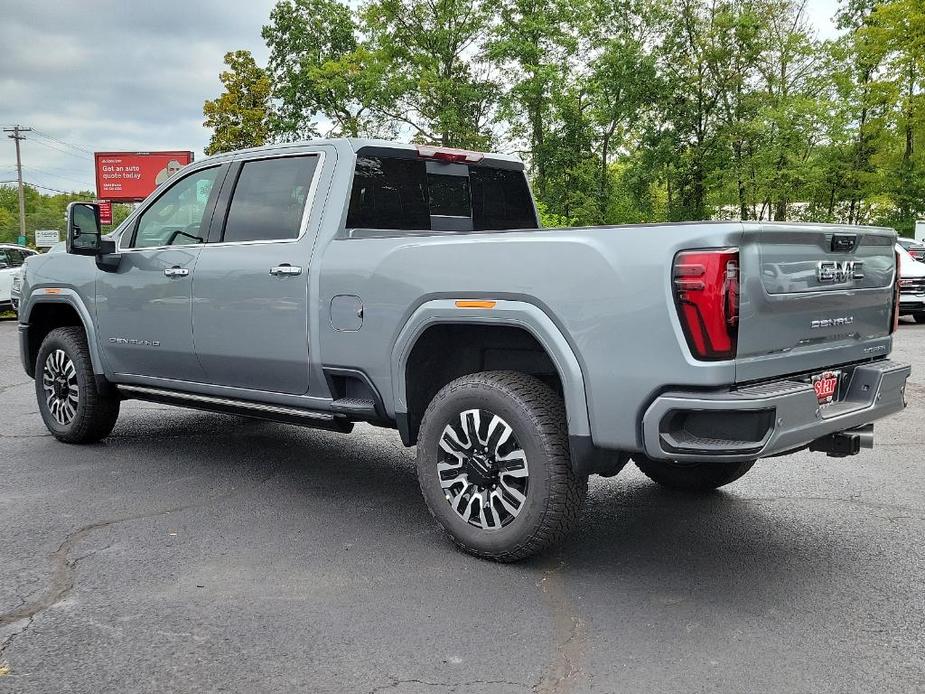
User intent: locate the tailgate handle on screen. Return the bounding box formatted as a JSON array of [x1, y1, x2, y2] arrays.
[[831, 234, 857, 252]]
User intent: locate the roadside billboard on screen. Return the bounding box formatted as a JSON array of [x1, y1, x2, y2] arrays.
[[94, 151, 193, 202]]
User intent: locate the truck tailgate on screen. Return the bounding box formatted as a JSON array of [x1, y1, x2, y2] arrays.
[[736, 223, 896, 383]]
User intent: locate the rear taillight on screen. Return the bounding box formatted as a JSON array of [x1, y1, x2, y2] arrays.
[[891, 249, 901, 333], [673, 248, 739, 360]]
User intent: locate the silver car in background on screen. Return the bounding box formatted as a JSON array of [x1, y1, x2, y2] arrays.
[[1, 244, 39, 314]]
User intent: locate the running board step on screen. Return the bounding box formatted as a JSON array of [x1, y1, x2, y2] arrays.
[[330, 397, 378, 417], [117, 385, 353, 433]]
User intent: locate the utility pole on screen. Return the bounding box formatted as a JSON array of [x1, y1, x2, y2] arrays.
[[4, 125, 32, 244]]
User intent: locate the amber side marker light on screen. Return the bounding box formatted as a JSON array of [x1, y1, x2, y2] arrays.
[[44, 288, 62, 295], [455, 300, 496, 309]]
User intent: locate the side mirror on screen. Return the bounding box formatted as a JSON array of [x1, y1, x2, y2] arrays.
[[67, 202, 102, 255]]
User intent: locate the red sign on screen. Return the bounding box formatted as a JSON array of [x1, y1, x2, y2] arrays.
[[812, 371, 841, 405], [94, 200, 113, 226], [94, 151, 194, 202]]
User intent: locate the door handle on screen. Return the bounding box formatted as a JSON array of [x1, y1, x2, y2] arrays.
[[164, 267, 189, 278], [269, 264, 303, 277]]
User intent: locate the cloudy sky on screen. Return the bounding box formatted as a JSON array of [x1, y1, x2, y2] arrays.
[[1, 0, 840, 195]]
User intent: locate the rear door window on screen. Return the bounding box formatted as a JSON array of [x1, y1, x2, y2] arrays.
[[221, 155, 319, 243]]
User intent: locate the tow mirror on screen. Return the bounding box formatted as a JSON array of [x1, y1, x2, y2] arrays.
[[66, 202, 102, 255]]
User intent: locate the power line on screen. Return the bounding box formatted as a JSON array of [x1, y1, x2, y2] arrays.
[[0, 179, 90, 195], [27, 136, 93, 161], [26, 181, 88, 194], [30, 129, 93, 154], [22, 164, 94, 188]]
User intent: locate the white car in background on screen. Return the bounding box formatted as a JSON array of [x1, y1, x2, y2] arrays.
[[897, 242, 925, 324], [1, 244, 39, 315]]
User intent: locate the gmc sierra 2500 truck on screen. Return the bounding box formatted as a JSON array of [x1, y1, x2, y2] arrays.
[[18, 139, 911, 561]]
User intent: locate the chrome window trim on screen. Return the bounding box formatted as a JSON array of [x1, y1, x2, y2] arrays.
[[115, 151, 326, 254]]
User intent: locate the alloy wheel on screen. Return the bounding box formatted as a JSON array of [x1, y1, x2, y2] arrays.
[[42, 349, 79, 426], [437, 408, 529, 531]]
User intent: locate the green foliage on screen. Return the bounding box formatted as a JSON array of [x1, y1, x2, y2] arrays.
[[203, 50, 272, 155], [262, 0, 396, 139], [0, 185, 133, 246], [198, 0, 925, 230], [362, 0, 497, 148]]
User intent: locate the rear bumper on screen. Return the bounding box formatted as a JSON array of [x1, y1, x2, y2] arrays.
[[642, 359, 911, 462]]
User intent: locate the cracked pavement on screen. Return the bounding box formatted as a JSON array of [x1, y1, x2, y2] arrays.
[[1, 319, 924, 693]]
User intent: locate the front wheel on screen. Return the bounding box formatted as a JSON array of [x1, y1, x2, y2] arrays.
[[35, 327, 120, 443], [416, 371, 587, 562], [633, 455, 755, 492]]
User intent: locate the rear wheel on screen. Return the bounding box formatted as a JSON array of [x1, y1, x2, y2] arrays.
[[416, 371, 587, 562], [913, 312, 925, 324], [35, 327, 120, 443], [633, 455, 755, 492]]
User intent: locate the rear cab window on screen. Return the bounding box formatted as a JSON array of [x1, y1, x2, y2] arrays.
[[346, 152, 536, 232]]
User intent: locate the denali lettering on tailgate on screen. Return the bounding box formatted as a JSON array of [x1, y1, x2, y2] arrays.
[[810, 316, 855, 329]]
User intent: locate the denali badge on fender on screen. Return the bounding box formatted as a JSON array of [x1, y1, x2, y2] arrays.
[[816, 260, 864, 283]]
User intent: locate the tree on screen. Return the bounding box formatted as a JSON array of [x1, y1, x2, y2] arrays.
[[587, 26, 659, 219], [203, 50, 272, 155], [205, 0, 923, 230], [363, 0, 497, 149], [752, 1, 827, 221], [486, 0, 580, 198], [859, 0, 925, 233], [262, 0, 395, 139]]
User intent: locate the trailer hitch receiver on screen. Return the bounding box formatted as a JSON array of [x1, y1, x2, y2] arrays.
[[809, 424, 874, 458]]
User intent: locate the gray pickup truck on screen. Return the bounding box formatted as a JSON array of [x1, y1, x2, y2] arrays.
[[17, 139, 911, 560]]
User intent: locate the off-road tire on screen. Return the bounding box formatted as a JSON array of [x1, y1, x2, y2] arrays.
[[633, 455, 755, 492], [416, 371, 587, 562], [913, 312, 925, 324], [35, 327, 120, 443]]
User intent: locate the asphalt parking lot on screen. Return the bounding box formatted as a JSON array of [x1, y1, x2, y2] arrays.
[[0, 319, 923, 694]]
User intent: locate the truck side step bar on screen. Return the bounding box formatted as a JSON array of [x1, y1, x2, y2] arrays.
[[116, 385, 354, 433], [331, 397, 378, 418]]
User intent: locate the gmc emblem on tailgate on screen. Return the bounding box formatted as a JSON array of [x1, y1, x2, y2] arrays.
[[816, 260, 864, 283]]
